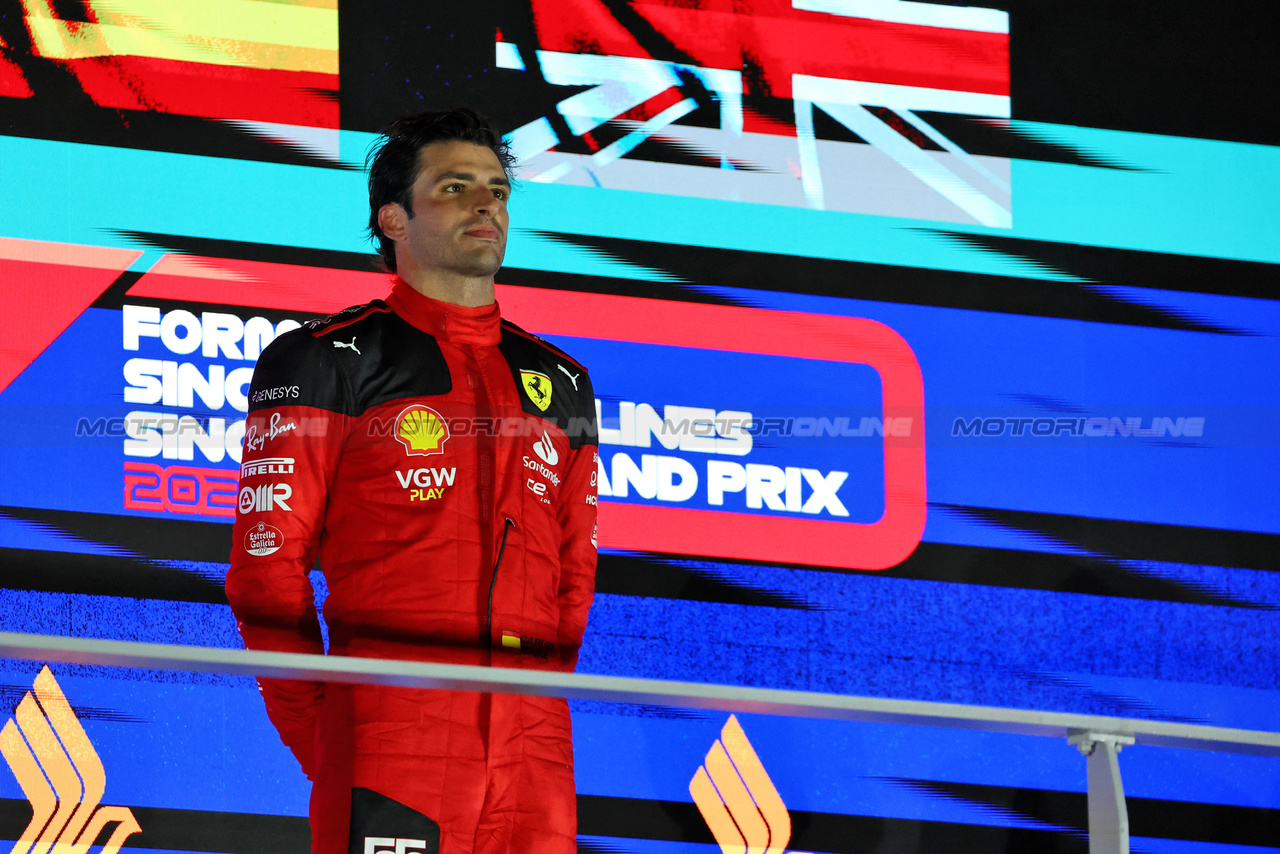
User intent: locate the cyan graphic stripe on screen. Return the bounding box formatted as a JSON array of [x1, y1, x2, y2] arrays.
[[4, 124, 1279, 278]]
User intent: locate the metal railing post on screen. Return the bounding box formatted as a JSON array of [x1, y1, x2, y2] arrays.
[[1069, 729, 1135, 854]]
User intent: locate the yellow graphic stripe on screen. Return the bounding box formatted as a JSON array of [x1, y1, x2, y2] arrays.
[[88, 0, 336, 51], [35, 667, 106, 853], [22, 0, 336, 74], [1, 719, 56, 854], [259, 0, 335, 8], [690, 765, 746, 854], [15, 694, 81, 854], [720, 716, 791, 853]]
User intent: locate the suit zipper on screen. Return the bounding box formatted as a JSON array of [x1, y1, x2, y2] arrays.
[[485, 517, 515, 645]]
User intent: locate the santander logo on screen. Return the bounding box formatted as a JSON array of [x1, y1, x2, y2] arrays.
[[534, 431, 559, 466]]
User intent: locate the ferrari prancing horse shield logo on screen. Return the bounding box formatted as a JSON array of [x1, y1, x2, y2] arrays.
[[520, 370, 552, 412]]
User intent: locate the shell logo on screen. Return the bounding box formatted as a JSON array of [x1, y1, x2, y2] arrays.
[[0, 666, 141, 854], [395, 405, 449, 457]]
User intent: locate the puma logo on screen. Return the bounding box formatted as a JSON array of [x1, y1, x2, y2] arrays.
[[557, 364, 579, 390], [333, 337, 361, 355]]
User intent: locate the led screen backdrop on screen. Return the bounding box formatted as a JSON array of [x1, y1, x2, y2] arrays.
[[0, 1, 1278, 852]]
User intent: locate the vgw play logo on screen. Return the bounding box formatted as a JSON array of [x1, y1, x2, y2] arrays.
[[1, 667, 140, 854], [690, 716, 810, 854]]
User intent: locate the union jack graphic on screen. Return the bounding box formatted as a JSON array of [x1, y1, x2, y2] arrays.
[[0, 666, 140, 854], [501, 0, 1011, 227]]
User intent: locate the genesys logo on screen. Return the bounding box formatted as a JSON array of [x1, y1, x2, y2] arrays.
[[690, 716, 809, 854], [250, 384, 300, 405], [1, 667, 141, 854], [396, 405, 449, 457], [238, 483, 293, 514]]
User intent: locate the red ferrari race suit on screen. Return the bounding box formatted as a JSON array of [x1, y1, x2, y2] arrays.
[[225, 277, 599, 854]]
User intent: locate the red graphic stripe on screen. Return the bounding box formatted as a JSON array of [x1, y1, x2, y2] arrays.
[[126, 255, 390, 314], [618, 86, 687, 123], [742, 106, 797, 137], [0, 242, 142, 394], [498, 284, 927, 571], [125, 462, 238, 518], [531, 0, 1008, 97], [62, 56, 337, 127], [0, 53, 32, 98], [501, 322, 588, 372], [123, 259, 926, 569], [314, 304, 392, 337], [530, 0, 649, 58]]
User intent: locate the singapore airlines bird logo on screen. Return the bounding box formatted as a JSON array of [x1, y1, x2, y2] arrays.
[[0, 666, 141, 854], [690, 715, 808, 854]]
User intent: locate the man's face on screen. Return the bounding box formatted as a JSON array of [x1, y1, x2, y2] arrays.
[[382, 140, 510, 280]]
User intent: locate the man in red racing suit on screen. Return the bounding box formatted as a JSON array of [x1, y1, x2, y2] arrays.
[[225, 109, 598, 854]]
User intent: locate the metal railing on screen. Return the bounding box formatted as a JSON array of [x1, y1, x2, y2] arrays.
[[2, 631, 1277, 854]]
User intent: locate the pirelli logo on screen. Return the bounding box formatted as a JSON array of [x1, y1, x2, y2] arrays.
[[690, 715, 808, 854], [0, 666, 140, 854]]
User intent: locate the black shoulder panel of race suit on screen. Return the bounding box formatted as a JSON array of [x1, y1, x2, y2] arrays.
[[247, 301, 452, 416], [497, 321, 598, 449]]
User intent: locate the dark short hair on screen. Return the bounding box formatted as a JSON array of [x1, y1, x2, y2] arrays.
[[366, 108, 516, 272]]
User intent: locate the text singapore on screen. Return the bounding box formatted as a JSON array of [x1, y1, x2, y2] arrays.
[[120, 305, 301, 464]]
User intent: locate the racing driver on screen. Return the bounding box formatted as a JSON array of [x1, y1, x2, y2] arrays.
[[225, 108, 599, 854]]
